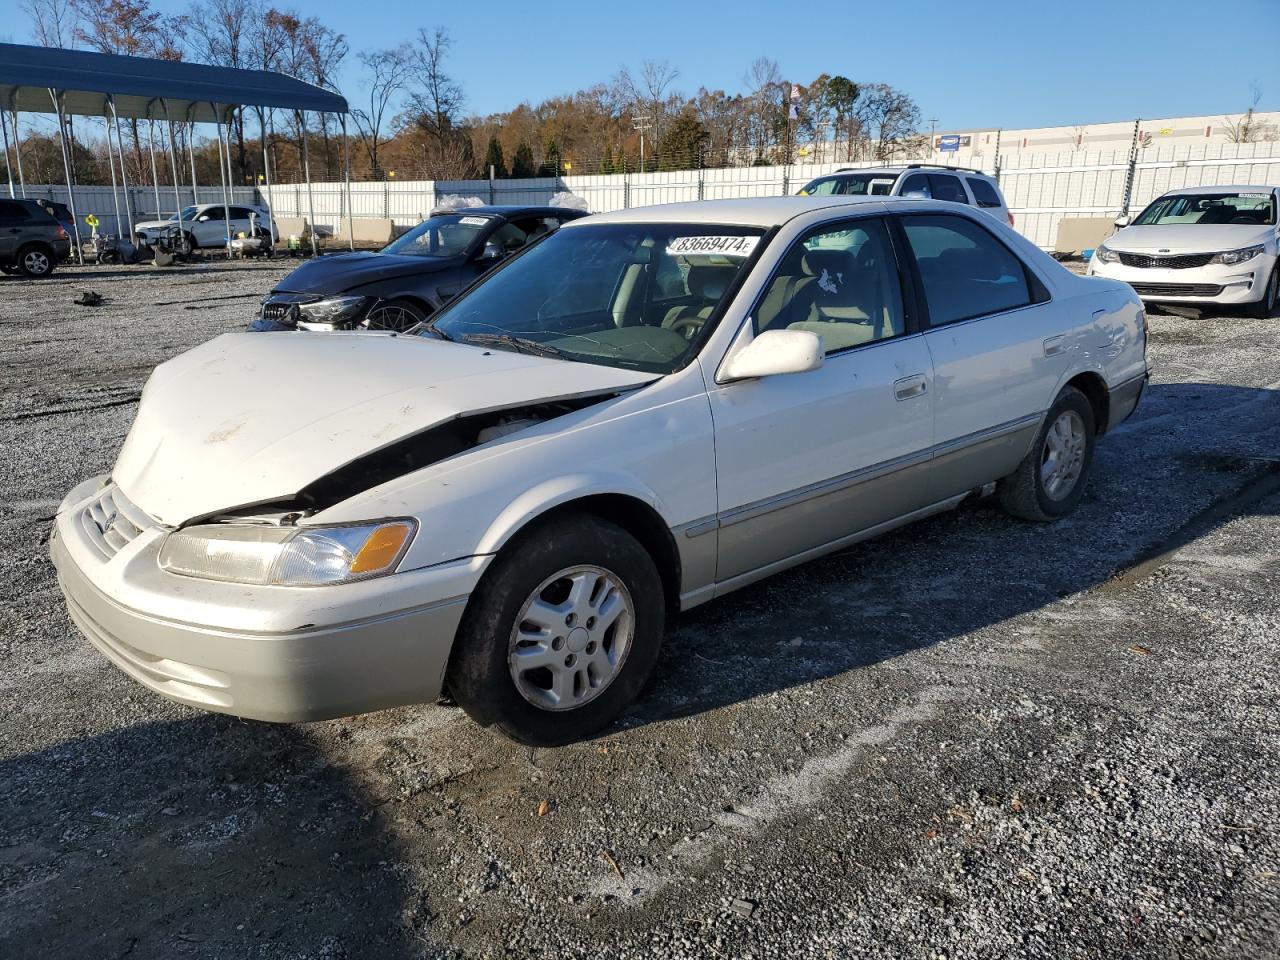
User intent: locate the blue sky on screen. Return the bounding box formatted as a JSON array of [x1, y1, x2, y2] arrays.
[[23, 0, 1280, 130]]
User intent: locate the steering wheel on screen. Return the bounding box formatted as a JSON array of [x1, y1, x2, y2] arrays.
[[668, 315, 706, 341]]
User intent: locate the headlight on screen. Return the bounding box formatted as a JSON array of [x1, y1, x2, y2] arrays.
[[1210, 244, 1264, 265], [159, 519, 416, 586], [1094, 245, 1120, 264], [297, 295, 369, 325]]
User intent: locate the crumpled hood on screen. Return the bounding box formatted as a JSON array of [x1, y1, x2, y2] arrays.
[[113, 332, 654, 526], [1109, 223, 1273, 253], [273, 252, 460, 295], [133, 219, 175, 233]]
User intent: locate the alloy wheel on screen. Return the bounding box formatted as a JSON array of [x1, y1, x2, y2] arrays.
[[1040, 410, 1087, 501], [23, 250, 50, 275], [362, 303, 423, 332], [508, 565, 635, 712]]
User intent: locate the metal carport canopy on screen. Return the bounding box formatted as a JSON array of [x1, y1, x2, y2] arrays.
[[0, 42, 347, 120]]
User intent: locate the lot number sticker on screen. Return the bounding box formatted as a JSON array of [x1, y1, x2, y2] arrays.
[[667, 235, 759, 258], [459, 216, 490, 226]]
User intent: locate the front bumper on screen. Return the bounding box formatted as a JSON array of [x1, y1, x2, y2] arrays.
[[1089, 254, 1274, 304], [50, 479, 489, 722]]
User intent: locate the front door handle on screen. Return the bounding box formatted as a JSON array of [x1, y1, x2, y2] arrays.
[[894, 374, 928, 401], [1043, 334, 1067, 357]]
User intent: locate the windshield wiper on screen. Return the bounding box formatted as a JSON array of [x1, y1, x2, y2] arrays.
[[460, 332, 570, 359]]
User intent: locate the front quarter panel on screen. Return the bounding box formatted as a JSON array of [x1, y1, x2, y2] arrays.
[[310, 365, 718, 595]]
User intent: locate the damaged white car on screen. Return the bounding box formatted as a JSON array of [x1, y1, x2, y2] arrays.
[[52, 196, 1148, 745]]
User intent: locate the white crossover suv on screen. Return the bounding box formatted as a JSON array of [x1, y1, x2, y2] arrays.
[[134, 202, 279, 250], [1089, 185, 1279, 318], [799, 164, 1014, 227], [52, 196, 1148, 745]]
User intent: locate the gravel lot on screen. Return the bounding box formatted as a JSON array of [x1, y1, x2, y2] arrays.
[[1, 258, 1278, 960]]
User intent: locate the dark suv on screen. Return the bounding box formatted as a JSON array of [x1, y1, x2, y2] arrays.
[[257, 205, 588, 332], [0, 199, 72, 277]]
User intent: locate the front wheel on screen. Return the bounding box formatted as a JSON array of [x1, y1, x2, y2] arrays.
[[447, 516, 666, 746], [1247, 264, 1278, 319], [998, 386, 1096, 522], [361, 298, 427, 332]]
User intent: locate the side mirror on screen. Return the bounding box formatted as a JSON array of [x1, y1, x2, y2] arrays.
[[720, 329, 823, 382], [197, 215, 211, 222], [1113, 215, 1131, 228]]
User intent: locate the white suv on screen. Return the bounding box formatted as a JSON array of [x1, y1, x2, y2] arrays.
[[134, 203, 278, 251], [800, 165, 1014, 227]]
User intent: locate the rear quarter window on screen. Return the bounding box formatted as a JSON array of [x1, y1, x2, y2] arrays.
[[966, 178, 1004, 208]]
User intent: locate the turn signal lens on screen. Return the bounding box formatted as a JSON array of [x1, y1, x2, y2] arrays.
[[350, 521, 416, 574]]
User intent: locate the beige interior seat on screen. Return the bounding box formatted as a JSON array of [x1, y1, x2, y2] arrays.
[[661, 264, 739, 331]]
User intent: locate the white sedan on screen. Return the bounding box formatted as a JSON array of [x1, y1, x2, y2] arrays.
[[52, 196, 1148, 745], [1089, 185, 1279, 318]]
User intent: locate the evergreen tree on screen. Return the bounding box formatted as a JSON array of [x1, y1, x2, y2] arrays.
[[484, 136, 508, 178], [657, 108, 710, 171], [539, 137, 561, 177], [600, 144, 614, 175], [511, 141, 536, 178]]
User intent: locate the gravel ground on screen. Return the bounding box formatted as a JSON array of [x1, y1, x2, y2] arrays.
[[1, 259, 1278, 960]]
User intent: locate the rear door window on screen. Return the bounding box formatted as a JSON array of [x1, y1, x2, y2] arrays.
[[966, 178, 1004, 208], [900, 214, 1033, 326], [899, 173, 930, 197], [0, 201, 31, 221], [927, 174, 968, 204]]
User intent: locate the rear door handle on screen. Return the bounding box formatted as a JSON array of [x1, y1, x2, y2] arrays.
[[1043, 334, 1067, 357], [894, 374, 928, 401]]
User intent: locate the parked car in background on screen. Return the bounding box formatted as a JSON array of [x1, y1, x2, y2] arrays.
[[799, 164, 1014, 227], [255, 204, 588, 332], [1089, 185, 1279, 318], [133, 202, 278, 252], [53, 195, 1148, 745], [0, 198, 72, 277]]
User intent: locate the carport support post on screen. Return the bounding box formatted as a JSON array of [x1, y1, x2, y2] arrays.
[[212, 105, 233, 258], [161, 101, 187, 252], [1, 107, 14, 199], [9, 98, 28, 198], [147, 118, 163, 222], [186, 113, 199, 208], [298, 110, 319, 258], [102, 116, 123, 240], [256, 107, 278, 257], [108, 99, 136, 243], [48, 88, 85, 265], [339, 113, 354, 251]]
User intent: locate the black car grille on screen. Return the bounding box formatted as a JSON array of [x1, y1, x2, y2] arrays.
[[261, 302, 295, 322], [1118, 252, 1215, 269], [1129, 282, 1224, 297]]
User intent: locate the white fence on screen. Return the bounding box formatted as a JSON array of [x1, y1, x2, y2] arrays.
[[28, 140, 1276, 250], [261, 141, 1280, 251]]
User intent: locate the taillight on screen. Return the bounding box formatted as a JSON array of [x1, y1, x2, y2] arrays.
[[57, 225, 68, 240], [1007, 211, 1016, 227]]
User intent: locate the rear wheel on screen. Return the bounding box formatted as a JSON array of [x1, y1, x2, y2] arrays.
[[17, 245, 54, 277], [998, 386, 1096, 522], [1247, 264, 1278, 319], [447, 516, 665, 746]]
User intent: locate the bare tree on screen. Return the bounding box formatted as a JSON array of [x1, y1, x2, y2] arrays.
[[640, 59, 680, 139], [743, 57, 784, 162], [410, 27, 464, 136], [351, 44, 411, 178], [1222, 83, 1276, 144], [24, 0, 79, 47]]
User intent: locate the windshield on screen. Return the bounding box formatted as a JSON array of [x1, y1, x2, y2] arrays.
[[1134, 192, 1276, 226], [382, 214, 493, 257], [424, 223, 766, 374], [800, 173, 895, 197], [172, 206, 199, 222]]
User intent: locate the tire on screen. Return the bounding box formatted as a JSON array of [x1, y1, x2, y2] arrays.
[[998, 386, 1096, 522], [446, 515, 666, 746], [362, 298, 428, 333], [17, 245, 54, 278], [1247, 264, 1278, 319]]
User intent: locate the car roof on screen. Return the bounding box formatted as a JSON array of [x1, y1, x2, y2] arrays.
[[1157, 184, 1277, 196], [574, 195, 958, 228], [436, 204, 586, 217]]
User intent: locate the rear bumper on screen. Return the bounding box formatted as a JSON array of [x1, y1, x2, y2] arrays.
[[1107, 372, 1147, 431], [50, 486, 488, 722]]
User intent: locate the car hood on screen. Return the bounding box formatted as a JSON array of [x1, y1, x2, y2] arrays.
[[273, 252, 462, 295], [1108, 223, 1273, 253], [133, 219, 174, 232], [113, 332, 655, 526]]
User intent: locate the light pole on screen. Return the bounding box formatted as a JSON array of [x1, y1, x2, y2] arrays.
[[928, 118, 938, 157]]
